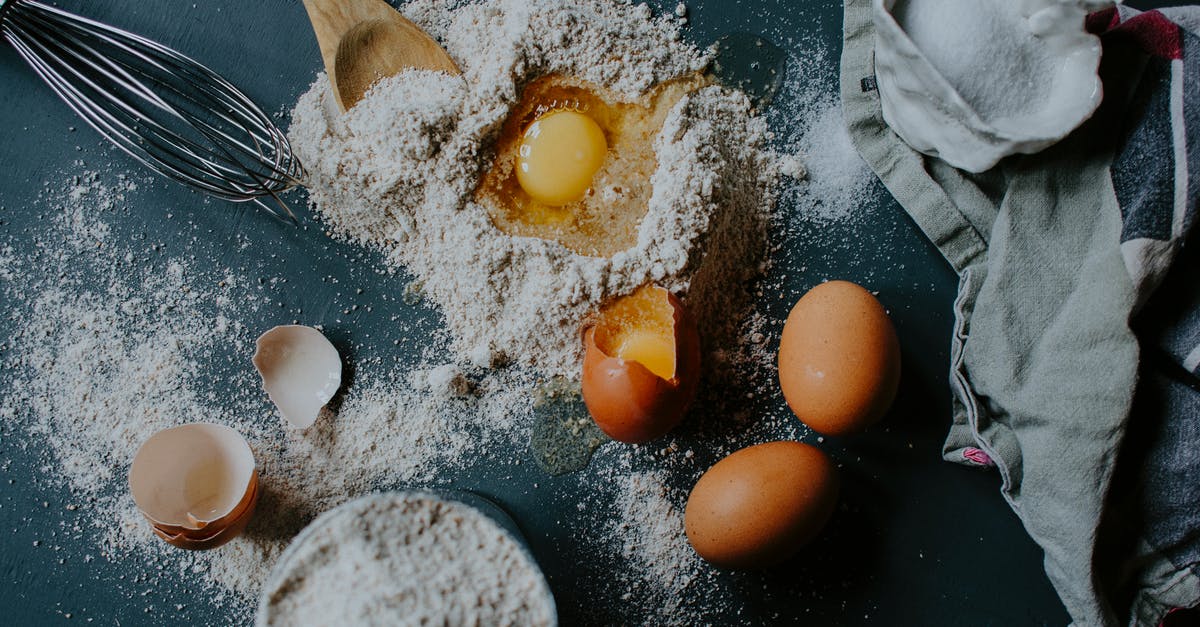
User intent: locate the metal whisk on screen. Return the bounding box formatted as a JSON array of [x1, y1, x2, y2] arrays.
[[0, 0, 304, 219]]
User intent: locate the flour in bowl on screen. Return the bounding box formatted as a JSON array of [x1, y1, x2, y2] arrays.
[[257, 493, 555, 627]]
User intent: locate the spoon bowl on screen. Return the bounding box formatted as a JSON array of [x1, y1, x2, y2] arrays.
[[302, 0, 460, 111]]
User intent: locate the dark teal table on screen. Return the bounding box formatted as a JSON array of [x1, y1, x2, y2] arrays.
[[0, 0, 1178, 624]]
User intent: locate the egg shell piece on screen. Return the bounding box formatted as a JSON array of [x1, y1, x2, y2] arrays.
[[252, 325, 342, 429], [685, 441, 838, 569], [778, 281, 901, 437], [129, 423, 259, 550], [151, 471, 260, 550], [581, 286, 700, 444]]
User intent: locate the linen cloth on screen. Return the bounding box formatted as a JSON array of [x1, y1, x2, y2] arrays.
[[841, 2, 1200, 624]]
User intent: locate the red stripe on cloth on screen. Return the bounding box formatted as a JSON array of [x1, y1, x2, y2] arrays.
[[1091, 9, 1184, 60], [1086, 7, 1120, 35]]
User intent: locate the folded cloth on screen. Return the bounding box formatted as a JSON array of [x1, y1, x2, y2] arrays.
[[841, 1, 1200, 624]]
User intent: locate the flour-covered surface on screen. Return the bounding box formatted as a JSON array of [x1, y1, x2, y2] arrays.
[[291, 0, 786, 377], [0, 0, 1070, 625]]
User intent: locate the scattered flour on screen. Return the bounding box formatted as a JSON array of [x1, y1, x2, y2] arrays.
[[606, 471, 703, 623], [290, 0, 785, 377], [0, 175, 538, 605], [0, 245, 12, 281]]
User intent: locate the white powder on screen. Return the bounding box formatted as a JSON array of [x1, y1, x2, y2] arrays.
[[289, 0, 785, 377], [0, 1, 873, 624], [892, 0, 1054, 120], [794, 99, 875, 226], [1, 176, 538, 605], [0, 245, 13, 281], [606, 471, 703, 623], [258, 494, 554, 627]]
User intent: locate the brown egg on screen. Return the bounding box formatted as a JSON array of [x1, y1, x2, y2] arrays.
[[685, 441, 838, 569], [581, 284, 701, 443], [778, 280, 900, 436]]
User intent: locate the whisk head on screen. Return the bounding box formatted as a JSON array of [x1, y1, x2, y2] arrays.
[[0, 0, 304, 220]]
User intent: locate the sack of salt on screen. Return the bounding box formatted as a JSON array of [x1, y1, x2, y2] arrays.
[[872, 0, 1117, 172]]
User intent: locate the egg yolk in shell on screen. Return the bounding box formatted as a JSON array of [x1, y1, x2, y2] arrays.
[[593, 284, 679, 381], [611, 329, 676, 381], [516, 110, 608, 206]]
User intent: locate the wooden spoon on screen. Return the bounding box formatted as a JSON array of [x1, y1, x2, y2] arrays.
[[301, 0, 461, 112]]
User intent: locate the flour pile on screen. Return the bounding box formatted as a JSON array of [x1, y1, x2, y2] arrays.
[[0, 0, 879, 624], [290, 0, 787, 376], [258, 494, 555, 626]]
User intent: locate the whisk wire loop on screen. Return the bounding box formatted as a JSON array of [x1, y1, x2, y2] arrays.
[[0, 0, 304, 220]]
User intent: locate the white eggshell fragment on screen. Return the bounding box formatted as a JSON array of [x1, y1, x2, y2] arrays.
[[129, 423, 259, 549], [252, 325, 342, 429]]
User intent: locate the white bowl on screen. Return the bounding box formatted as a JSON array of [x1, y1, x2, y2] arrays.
[[873, 0, 1112, 172]]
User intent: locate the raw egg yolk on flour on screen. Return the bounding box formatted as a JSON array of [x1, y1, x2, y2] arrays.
[[516, 110, 608, 206], [477, 74, 707, 257]]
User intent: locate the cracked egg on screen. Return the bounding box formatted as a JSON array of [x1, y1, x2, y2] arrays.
[[477, 74, 707, 258], [581, 284, 701, 443]]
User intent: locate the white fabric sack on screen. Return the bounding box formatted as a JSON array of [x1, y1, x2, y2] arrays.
[[873, 0, 1116, 172]]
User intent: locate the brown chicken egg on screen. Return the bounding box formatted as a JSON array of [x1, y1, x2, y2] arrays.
[[581, 284, 701, 443], [685, 441, 838, 569], [778, 280, 900, 436]]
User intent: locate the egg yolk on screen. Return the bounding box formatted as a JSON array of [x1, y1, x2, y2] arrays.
[[516, 110, 607, 206], [612, 329, 676, 381], [593, 285, 679, 381]]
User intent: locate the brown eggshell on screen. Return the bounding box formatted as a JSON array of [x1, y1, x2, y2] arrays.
[[778, 280, 901, 436], [130, 422, 260, 550], [580, 288, 700, 444], [685, 441, 838, 569], [149, 470, 260, 551]]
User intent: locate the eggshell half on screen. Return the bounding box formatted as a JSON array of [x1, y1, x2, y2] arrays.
[[778, 281, 900, 436], [151, 473, 260, 550], [685, 441, 838, 569], [129, 423, 259, 550], [581, 286, 700, 444], [253, 325, 342, 429]]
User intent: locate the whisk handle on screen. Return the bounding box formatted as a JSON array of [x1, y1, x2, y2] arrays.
[[0, 0, 12, 23]]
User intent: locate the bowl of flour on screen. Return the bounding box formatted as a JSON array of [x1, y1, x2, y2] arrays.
[[255, 492, 557, 626]]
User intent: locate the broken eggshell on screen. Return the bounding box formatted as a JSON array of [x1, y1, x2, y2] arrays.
[[252, 325, 342, 429], [581, 285, 701, 444], [128, 423, 259, 550]]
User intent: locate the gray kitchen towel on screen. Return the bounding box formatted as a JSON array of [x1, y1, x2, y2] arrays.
[[841, 1, 1200, 624]]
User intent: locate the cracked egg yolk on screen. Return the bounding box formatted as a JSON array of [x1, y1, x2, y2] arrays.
[[606, 327, 676, 382], [580, 284, 702, 444], [516, 110, 608, 206]]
